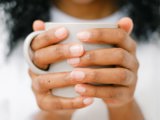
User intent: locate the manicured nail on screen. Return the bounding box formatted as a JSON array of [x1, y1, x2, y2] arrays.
[[75, 85, 86, 93], [77, 31, 91, 41], [69, 44, 84, 57], [70, 71, 85, 81], [54, 27, 67, 39], [67, 58, 80, 66], [83, 98, 94, 105]]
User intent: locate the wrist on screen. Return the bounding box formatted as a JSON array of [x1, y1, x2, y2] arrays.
[[108, 99, 144, 120]]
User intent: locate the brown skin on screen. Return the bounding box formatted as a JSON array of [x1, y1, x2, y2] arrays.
[[32, 110, 74, 120], [53, 0, 119, 19], [29, 0, 144, 120]]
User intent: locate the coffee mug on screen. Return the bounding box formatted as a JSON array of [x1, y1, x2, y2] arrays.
[[24, 22, 118, 98]]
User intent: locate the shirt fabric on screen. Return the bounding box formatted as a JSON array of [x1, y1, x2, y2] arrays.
[[0, 5, 160, 120]]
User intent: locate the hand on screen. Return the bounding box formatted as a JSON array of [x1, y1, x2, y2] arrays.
[[67, 17, 139, 107], [29, 20, 93, 117]]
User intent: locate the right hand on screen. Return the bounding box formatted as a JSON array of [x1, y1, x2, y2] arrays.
[[29, 20, 94, 116]]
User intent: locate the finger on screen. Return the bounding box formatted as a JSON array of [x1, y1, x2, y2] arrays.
[[32, 72, 76, 93], [33, 20, 45, 31], [70, 68, 136, 86], [31, 27, 68, 51], [28, 69, 42, 94], [67, 48, 139, 71], [36, 94, 93, 111], [33, 43, 84, 68], [32, 69, 86, 93], [28, 69, 38, 80], [118, 17, 134, 34], [77, 28, 136, 54], [74, 84, 130, 104]]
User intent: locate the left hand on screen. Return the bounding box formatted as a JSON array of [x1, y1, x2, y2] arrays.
[[67, 17, 139, 107]]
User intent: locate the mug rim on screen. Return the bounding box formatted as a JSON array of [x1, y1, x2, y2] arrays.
[[45, 22, 118, 28]]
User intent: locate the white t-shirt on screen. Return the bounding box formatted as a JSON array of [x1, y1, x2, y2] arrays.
[[0, 6, 160, 120]]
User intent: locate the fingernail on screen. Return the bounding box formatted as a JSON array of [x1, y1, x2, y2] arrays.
[[70, 71, 85, 81], [69, 44, 84, 57], [77, 31, 91, 41], [67, 58, 80, 66], [75, 85, 86, 93], [83, 98, 94, 105], [54, 27, 67, 39]]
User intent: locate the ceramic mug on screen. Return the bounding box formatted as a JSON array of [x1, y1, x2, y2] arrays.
[[24, 22, 118, 98]]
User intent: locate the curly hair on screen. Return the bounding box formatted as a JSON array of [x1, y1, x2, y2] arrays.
[[0, 0, 160, 55]]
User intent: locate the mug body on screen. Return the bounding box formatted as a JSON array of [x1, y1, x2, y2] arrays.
[[24, 22, 117, 97]]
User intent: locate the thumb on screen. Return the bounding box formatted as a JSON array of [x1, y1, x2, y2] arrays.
[[118, 17, 134, 34], [32, 20, 45, 31]]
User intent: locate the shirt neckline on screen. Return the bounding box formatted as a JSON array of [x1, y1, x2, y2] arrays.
[[50, 5, 127, 23]]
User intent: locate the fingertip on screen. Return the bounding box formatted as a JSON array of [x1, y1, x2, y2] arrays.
[[73, 96, 93, 108], [33, 20, 45, 31], [118, 17, 134, 34], [75, 84, 86, 93], [83, 97, 94, 105]]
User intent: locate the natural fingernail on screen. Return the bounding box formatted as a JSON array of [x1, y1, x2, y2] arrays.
[[54, 27, 67, 39], [67, 58, 80, 66], [77, 31, 91, 41], [83, 98, 94, 105], [70, 71, 85, 81], [75, 85, 86, 93], [69, 44, 84, 57]]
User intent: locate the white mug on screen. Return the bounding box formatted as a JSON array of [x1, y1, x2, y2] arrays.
[[24, 22, 118, 98]]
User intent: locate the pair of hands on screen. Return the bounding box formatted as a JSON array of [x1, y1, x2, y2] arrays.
[[29, 17, 139, 113]]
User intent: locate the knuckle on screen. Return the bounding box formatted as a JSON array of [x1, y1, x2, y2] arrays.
[[37, 76, 47, 90], [128, 90, 134, 99], [68, 100, 74, 109], [118, 69, 128, 82], [119, 69, 134, 85], [53, 45, 64, 59], [31, 78, 42, 92], [117, 29, 128, 42], [87, 85, 97, 97], [110, 90, 123, 101], [92, 86, 98, 97], [115, 88, 125, 98], [41, 32, 50, 42], [72, 101, 83, 109], [54, 45, 61, 53], [33, 51, 43, 65], [107, 89, 118, 99], [84, 52, 95, 64], [31, 82, 38, 92], [52, 100, 63, 110], [86, 69, 97, 83], [92, 70, 98, 82], [119, 89, 133, 104], [38, 101, 53, 111], [37, 97, 47, 111], [31, 36, 41, 51], [115, 48, 126, 65], [37, 97, 62, 111], [38, 102, 46, 111], [91, 29, 103, 39], [105, 88, 128, 106]]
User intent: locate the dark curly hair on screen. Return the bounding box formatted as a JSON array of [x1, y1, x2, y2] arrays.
[[0, 0, 160, 55]]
